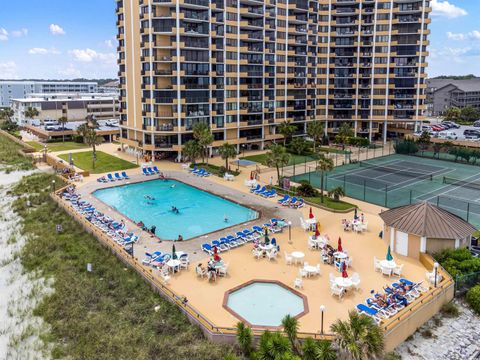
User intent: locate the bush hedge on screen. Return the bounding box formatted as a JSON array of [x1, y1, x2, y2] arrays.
[[466, 285, 480, 315]]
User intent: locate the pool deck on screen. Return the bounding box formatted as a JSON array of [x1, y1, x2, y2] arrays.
[[61, 144, 449, 348]]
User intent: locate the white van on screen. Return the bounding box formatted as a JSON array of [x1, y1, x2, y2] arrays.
[[438, 131, 457, 140], [43, 119, 59, 126]]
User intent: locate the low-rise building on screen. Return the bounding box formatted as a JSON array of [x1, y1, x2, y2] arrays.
[[11, 93, 119, 125], [426, 78, 480, 116], [0, 80, 98, 107]]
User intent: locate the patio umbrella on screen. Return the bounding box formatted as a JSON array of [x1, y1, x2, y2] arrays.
[[309, 207, 314, 219], [213, 246, 218, 255], [386, 245, 393, 261], [342, 262, 348, 278], [337, 237, 343, 252], [172, 244, 177, 260], [264, 228, 270, 245], [354, 208, 358, 220]]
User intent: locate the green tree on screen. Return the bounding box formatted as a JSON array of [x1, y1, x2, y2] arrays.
[[316, 155, 334, 203], [416, 131, 431, 155], [235, 322, 253, 357], [460, 106, 480, 123], [307, 120, 325, 153], [182, 139, 202, 164], [331, 311, 384, 360], [278, 120, 297, 146], [336, 123, 354, 148], [443, 107, 461, 122], [471, 149, 480, 164], [24, 106, 40, 123], [58, 116, 68, 142], [289, 137, 309, 155], [218, 142, 237, 171], [77, 124, 103, 169], [265, 144, 290, 186], [282, 315, 300, 355], [0, 108, 17, 132], [448, 146, 461, 162], [328, 186, 346, 202], [256, 331, 294, 360], [193, 122, 214, 164]]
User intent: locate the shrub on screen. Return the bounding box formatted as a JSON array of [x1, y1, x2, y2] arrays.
[[296, 181, 318, 197], [288, 137, 311, 155], [394, 139, 418, 154], [466, 285, 480, 315], [72, 135, 84, 143], [420, 327, 433, 338], [440, 302, 459, 318], [384, 352, 402, 360]]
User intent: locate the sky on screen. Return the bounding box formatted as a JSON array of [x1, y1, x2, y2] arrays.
[[0, 0, 478, 80]]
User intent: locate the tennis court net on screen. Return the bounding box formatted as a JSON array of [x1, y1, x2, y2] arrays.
[[359, 162, 433, 180], [443, 177, 480, 191]]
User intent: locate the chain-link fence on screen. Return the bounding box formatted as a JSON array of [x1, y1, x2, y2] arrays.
[[455, 271, 480, 297]]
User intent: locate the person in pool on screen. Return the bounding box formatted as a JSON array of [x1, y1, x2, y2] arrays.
[[171, 206, 179, 214], [144, 195, 155, 200]]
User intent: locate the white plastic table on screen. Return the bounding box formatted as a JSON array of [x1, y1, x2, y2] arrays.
[[166, 259, 181, 272], [333, 251, 348, 260], [291, 251, 305, 265], [259, 244, 275, 251], [335, 277, 353, 288], [304, 265, 318, 276], [309, 236, 327, 248], [380, 260, 397, 270]]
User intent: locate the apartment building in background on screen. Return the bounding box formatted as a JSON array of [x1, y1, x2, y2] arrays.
[[0, 80, 99, 107], [116, 0, 431, 159], [426, 78, 480, 117], [11, 93, 119, 125]]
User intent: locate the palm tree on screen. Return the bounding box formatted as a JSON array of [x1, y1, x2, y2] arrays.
[[330, 310, 384, 360], [328, 186, 345, 202], [282, 315, 300, 355], [265, 144, 290, 186], [218, 142, 237, 171], [182, 139, 202, 164], [192, 122, 214, 164], [307, 120, 325, 153], [58, 116, 68, 142], [24, 106, 39, 124], [77, 123, 103, 169], [256, 331, 293, 360], [316, 155, 334, 203], [336, 123, 354, 148], [278, 120, 296, 146], [302, 338, 337, 360], [235, 322, 253, 357], [0, 108, 14, 122]]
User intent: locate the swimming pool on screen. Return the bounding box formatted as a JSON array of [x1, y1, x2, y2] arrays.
[[232, 159, 257, 166], [93, 179, 258, 240], [225, 281, 307, 327]]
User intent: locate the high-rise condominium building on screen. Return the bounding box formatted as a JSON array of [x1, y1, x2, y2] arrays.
[[117, 0, 431, 159]]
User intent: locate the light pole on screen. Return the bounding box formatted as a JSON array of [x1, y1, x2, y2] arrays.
[[320, 305, 325, 335], [51, 179, 56, 192], [434, 262, 439, 288], [288, 221, 292, 244]]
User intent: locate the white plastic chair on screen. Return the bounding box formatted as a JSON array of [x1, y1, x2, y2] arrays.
[[196, 266, 206, 278], [218, 263, 229, 277], [267, 250, 277, 261], [393, 264, 403, 277], [315, 264, 321, 276], [294, 277, 303, 289], [381, 266, 392, 277], [252, 248, 263, 259], [180, 257, 189, 270], [330, 284, 345, 299], [351, 272, 361, 290], [299, 268, 308, 278], [284, 251, 293, 265], [299, 217, 309, 231], [374, 257, 381, 272], [160, 266, 171, 284]]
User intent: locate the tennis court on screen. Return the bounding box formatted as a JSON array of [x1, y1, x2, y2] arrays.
[[291, 154, 480, 227]]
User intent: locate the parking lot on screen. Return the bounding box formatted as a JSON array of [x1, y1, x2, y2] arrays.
[[416, 118, 480, 141]]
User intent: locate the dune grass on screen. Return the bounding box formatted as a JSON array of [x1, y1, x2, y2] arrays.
[[0, 133, 34, 172], [58, 150, 138, 174], [8, 173, 233, 359]]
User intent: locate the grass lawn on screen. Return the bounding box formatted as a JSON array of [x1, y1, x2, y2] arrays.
[[26, 141, 89, 152], [0, 133, 34, 171], [241, 153, 320, 166], [59, 150, 138, 174], [305, 196, 356, 211]]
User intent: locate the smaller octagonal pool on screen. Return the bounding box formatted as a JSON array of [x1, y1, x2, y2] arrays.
[[224, 280, 307, 327]]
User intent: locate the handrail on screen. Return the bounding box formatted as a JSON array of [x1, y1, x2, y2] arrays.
[[50, 190, 336, 340]]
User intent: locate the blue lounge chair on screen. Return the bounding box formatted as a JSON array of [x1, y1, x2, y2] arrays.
[[193, 168, 203, 176], [212, 240, 228, 252], [254, 186, 266, 195], [121, 171, 130, 180], [152, 166, 160, 174], [147, 167, 156, 175], [201, 243, 213, 255], [114, 173, 122, 180], [107, 173, 115, 182], [356, 304, 382, 323], [142, 168, 150, 176], [250, 184, 261, 193], [262, 189, 277, 198], [252, 225, 263, 233], [277, 194, 289, 204], [286, 196, 297, 207], [292, 198, 305, 208], [189, 165, 197, 173]]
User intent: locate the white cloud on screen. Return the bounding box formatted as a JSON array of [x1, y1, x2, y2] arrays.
[[58, 64, 82, 78], [447, 32, 465, 41], [28, 47, 61, 55], [11, 28, 28, 38], [0, 28, 8, 41], [104, 39, 113, 48], [49, 24, 65, 35], [69, 48, 116, 65], [446, 31, 480, 41], [0, 61, 18, 79], [431, 0, 467, 19]]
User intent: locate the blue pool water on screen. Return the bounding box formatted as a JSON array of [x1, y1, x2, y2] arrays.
[[226, 282, 305, 326], [93, 179, 258, 240], [232, 159, 257, 166]]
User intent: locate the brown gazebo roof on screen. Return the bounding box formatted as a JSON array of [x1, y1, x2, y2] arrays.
[[379, 202, 476, 239]]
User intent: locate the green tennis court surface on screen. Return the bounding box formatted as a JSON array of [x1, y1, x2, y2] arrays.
[[291, 154, 480, 228]]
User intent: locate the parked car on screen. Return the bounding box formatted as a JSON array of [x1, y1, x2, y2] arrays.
[[431, 125, 443, 132], [442, 121, 460, 129], [463, 129, 480, 136], [474, 120, 480, 127], [438, 131, 457, 140]]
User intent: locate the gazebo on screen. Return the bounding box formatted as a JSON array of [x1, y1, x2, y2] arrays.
[[379, 202, 476, 259]]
